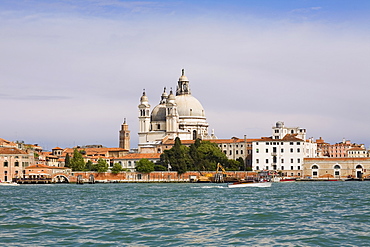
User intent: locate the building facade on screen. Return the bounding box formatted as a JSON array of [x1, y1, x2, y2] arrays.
[[252, 122, 317, 176], [138, 69, 216, 153]]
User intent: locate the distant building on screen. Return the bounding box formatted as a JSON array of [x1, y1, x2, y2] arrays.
[[303, 157, 370, 179], [137, 69, 216, 153], [252, 122, 317, 176], [0, 146, 35, 182], [315, 137, 364, 158]]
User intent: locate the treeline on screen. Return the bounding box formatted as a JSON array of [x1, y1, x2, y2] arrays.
[[64, 138, 250, 174], [158, 137, 247, 174], [65, 149, 124, 174]]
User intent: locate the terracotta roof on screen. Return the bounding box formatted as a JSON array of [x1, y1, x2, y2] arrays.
[[0, 147, 28, 154], [305, 157, 370, 161], [162, 138, 256, 145], [0, 138, 17, 147], [114, 153, 161, 160], [347, 147, 366, 151], [27, 164, 69, 169], [52, 147, 63, 150]]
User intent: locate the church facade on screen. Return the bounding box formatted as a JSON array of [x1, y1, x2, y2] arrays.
[[137, 69, 216, 153]]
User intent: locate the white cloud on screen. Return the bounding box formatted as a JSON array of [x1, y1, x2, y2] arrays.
[[1, 3, 370, 149]]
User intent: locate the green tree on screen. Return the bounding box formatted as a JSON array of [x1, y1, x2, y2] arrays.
[[136, 158, 155, 173], [160, 137, 191, 174], [70, 149, 85, 171], [111, 163, 123, 174], [93, 158, 108, 173], [154, 164, 167, 171], [64, 153, 70, 168], [196, 141, 228, 171], [85, 160, 93, 171]]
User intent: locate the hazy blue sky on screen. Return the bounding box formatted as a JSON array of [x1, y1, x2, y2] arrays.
[[1, 0, 370, 150]]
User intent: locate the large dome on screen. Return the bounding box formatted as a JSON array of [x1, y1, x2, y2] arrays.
[[151, 104, 166, 121], [175, 94, 205, 118]]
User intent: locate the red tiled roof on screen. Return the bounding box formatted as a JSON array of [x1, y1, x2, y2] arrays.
[[114, 153, 161, 160], [0, 147, 28, 154]]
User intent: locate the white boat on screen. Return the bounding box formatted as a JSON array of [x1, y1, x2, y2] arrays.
[[227, 181, 272, 188], [0, 182, 20, 186]]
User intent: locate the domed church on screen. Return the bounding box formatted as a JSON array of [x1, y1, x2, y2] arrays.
[[138, 69, 216, 152]]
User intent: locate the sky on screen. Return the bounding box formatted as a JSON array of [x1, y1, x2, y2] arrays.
[[1, 0, 370, 150]]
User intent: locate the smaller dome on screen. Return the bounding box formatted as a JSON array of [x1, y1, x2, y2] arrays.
[[151, 104, 166, 122], [178, 69, 189, 82], [276, 121, 284, 128], [140, 91, 148, 103], [167, 90, 176, 102]]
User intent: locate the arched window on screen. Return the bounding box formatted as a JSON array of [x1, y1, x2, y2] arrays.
[[192, 130, 197, 140], [356, 165, 363, 169], [312, 165, 318, 169], [334, 165, 341, 169]]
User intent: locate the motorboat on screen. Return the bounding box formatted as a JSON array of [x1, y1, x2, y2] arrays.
[[227, 180, 272, 188], [0, 181, 20, 186]]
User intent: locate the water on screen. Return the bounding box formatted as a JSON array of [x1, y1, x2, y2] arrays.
[[1, 182, 369, 246]]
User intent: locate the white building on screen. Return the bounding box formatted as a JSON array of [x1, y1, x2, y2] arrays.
[[252, 122, 317, 176], [138, 69, 216, 153]]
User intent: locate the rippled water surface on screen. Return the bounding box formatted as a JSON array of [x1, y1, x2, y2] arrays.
[[1, 182, 370, 246]]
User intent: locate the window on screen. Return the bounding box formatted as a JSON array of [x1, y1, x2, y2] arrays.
[[297, 166, 301, 170], [266, 166, 269, 170], [334, 165, 341, 169], [15, 161, 19, 167], [291, 159, 293, 163], [297, 158, 300, 163], [157, 124, 160, 129], [281, 149, 284, 153], [290, 142, 293, 145], [4, 161, 8, 167], [335, 171, 340, 176], [297, 148, 300, 153], [256, 166, 259, 170], [256, 149, 259, 153], [297, 142, 300, 145], [236, 150, 239, 155], [223, 150, 226, 154], [266, 149, 269, 153], [256, 159, 259, 164], [290, 148, 293, 153], [281, 159, 284, 163], [281, 166, 284, 170], [266, 159, 269, 164], [229, 150, 232, 155], [291, 166, 294, 170], [240, 150, 243, 154], [313, 171, 318, 176], [256, 142, 259, 145]]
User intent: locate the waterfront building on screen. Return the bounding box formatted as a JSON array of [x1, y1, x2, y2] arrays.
[[0, 146, 35, 182], [137, 69, 216, 153], [315, 137, 364, 158], [347, 147, 367, 158], [303, 157, 370, 179], [252, 122, 317, 176], [112, 153, 161, 172]]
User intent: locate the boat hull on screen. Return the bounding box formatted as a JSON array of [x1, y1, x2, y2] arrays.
[[227, 182, 272, 188]]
